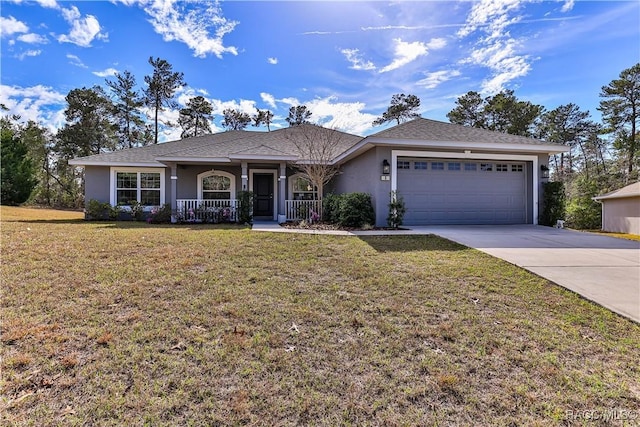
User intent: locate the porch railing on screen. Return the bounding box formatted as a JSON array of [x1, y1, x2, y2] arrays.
[[285, 200, 322, 222], [176, 199, 239, 223]]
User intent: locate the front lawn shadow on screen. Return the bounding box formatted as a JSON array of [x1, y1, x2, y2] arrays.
[[359, 234, 468, 252]]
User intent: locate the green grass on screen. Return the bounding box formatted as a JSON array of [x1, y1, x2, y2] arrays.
[[2, 206, 639, 426]]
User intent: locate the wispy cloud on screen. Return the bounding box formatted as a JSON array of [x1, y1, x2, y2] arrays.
[[138, 0, 239, 58], [417, 70, 462, 89], [561, 0, 575, 13], [17, 33, 49, 44], [341, 48, 376, 71], [16, 49, 42, 60], [260, 92, 276, 109], [93, 67, 119, 77], [57, 5, 108, 47], [67, 53, 88, 68], [379, 38, 429, 73], [267, 57, 278, 65], [0, 84, 67, 131], [457, 0, 533, 94], [0, 16, 29, 37]]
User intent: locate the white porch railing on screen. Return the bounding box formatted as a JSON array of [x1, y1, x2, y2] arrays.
[[176, 199, 239, 223], [285, 200, 322, 221]]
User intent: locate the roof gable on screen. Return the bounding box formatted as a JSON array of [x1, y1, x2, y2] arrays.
[[594, 182, 640, 200]]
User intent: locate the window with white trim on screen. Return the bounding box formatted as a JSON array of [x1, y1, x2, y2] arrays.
[[397, 160, 410, 169], [113, 169, 164, 206], [447, 162, 461, 171], [414, 161, 427, 170], [511, 164, 523, 172], [496, 164, 509, 172], [464, 163, 477, 171], [290, 174, 316, 200], [198, 171, 235, 200], [480, 163, 493, 172], [431, 162, 444, 170]]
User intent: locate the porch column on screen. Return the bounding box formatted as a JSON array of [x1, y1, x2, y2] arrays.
[[278, 162, 286, 222], [170, 162, 178, 223], [241, 162, 248, 191]]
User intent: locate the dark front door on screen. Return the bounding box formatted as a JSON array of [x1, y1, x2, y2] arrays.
[[253, 173, 274, 218]]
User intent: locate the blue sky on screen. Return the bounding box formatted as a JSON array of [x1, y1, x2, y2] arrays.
[[1, 0, 638, 141]]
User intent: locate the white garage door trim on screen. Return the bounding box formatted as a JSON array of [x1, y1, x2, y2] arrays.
[[391, 150, 539, 225]]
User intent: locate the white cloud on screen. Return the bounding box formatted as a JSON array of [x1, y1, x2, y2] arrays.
[[16, 49, 42, 60], [341, 48, 376, 71], [416, 70, 461, 89], [426, 38, 447, 50], [457, 0, 533, 93], [267, 57, 278, 65], [67, 54, 88, 68], [57, 6, 108, 47], [260, 92, 276, 109], [0, 84, 67, 131], [17, 33, 49, 44], [379, 38, 428, 73], [561, 0, 575, 13], [141, 0, 239, 58], [93, 67, 119, 77], [306, 96, 377, 135], [34, 0, 59, 9], [0, 16, 29, 37]]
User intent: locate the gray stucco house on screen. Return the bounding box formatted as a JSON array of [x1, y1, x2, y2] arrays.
[[69, 118, 568, 226]]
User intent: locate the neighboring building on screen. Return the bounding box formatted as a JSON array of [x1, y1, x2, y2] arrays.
[[68, 118, 568, 227], [593, 182, 640, 235]]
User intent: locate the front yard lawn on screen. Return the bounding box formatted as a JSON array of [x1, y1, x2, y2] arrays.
[[2, 206, 639, 426]]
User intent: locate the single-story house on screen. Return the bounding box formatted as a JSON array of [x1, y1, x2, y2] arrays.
[[593, 182, 640, 235], [68, 118, 568, 227]]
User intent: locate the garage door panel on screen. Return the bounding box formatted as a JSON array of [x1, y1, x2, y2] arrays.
[[398, 158, 527, 225]]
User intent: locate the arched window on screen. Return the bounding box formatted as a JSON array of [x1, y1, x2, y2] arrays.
[[197, 171, 236, 200], [289, 174, 316, 200]]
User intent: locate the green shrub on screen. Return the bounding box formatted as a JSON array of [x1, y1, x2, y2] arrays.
[[566, 199, 601, 229], [337, 192, 375, 228], [387, 191, 406, 229], [322, 193, 341, 223], [86, 199, 118, 220], [147, 204, 172, 223], [236, 191, 254, 224], [539, 181, 566, 226]]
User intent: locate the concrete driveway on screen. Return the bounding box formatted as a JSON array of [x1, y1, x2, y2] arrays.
[[411, 225, 640, 323]]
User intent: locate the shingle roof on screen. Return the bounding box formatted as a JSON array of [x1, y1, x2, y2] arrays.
[[594, 182, 640, 201], [70, 125, 363, 165], [369, 117, 553, 146]]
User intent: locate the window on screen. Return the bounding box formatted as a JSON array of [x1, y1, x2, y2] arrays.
[[114, 170, 163, 206], [448, 162, 461, 171], [397, 160, 410, 169], [480, 163, 493, 172], [431, 162, 444, 170], [511, 164, 524, 172], [464, 163, 477, 171], [291, 175, 316, 200], [496, 164, 508, 172], [198, 171, 235, 200], [414, 161, 427, 170]]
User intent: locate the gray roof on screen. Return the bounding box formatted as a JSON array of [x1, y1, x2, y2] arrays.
[[594, 182, 640, 200], [70, 124, 363, 165], [369, 117, 553, 146]]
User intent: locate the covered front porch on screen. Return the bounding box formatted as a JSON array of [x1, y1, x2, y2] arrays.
[[166, 161, 321, 223]]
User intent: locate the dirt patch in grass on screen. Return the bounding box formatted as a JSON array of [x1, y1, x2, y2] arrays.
[[2, 207, 639, 426]]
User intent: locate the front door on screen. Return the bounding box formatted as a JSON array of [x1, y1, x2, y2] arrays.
[[253, 173, 274, 218]]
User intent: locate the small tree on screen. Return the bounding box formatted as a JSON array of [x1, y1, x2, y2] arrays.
[[253, 108, 274, 131], [373, 93, 421, 126], [1, 119, 37, 205], [286, 105, 312, 126], [105, 70, 147, 149], [387, 191, 406, 229], [286, 124, 348, 219], [222, 108, 251, 130], [179, 96, 213, 138]]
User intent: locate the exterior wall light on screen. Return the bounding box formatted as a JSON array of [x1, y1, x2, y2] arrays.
[[541, 164, 550, 179], [382, 159, 391, 175]]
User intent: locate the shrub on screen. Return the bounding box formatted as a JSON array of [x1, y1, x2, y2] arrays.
[[565, 176, 602, 229], [322, 193, 341, 223], [236, 191, 254, 224], [387, 191, 406, 229], [147, 204, 172, 224], [539, 181, 566, 226], [86, 199, 118, 220], [337, 192, 375, 228]]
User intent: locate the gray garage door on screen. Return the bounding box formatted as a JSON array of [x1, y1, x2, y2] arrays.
[[397, 158, 527, 225]]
